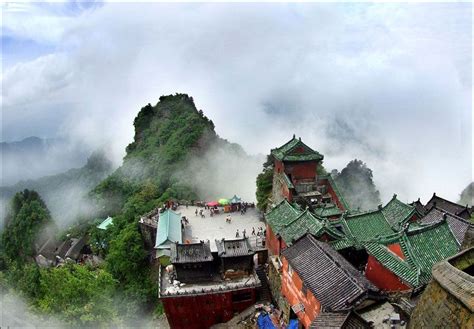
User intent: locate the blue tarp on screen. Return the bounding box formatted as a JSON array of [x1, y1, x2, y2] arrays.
[[257, 313, 276, 329], [288, 319, 299, 329]]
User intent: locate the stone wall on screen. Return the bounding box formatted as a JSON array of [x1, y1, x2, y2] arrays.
[[409, 248, 474, 329], [268, 256, 290, 322]]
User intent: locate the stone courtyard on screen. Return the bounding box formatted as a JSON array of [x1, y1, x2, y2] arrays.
[[176, 205, 266, 252]]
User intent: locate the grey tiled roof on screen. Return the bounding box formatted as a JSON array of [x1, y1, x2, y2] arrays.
[[170, 241, 213, 264], [309, 312, 349, 328], [282, 234, 377, 311], [425, 194, 472, 218], [309, 311, 370, 329], [410, 199, 426, 216], [215, 238, 254, 258], [421, 207, 470, 245]]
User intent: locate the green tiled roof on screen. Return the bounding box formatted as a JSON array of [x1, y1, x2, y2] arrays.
[[381, 196, 415, 230], [313, 203, 343, 217], [365, 242, 420, 287], [97, 216, 113, 230], [266, 199, 302, 234], [341, 196, 416, 243], [271, 136, 324, 162], [365, 220, 460, 288], [326, 175, 350, 210], [279, 210, 325, 245], [282, 173, 294, 189], [330, 239, 355, 250], [155, 209, 183, 249], [266, 201, 342, 245], [402, 220, 460, 285], [344, 211, 394, 242]]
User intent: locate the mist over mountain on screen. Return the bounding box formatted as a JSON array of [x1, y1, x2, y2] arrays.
[[1, 151, 113, 228], [458, 182, 473, 207], [332, 159, 381, 211], [3, 3, 470, 204], [1, 136, 92, 186], [93, 94, 261, 217]]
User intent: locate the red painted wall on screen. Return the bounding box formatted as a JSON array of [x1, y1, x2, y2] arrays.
[[162, 288, 257, 329], [387, 243, 405, 259], [266, 225, 287, 256], [274, 160, 285, 174], [281, 257, 321, 328], [325, 180, 346, 211], [284, 161, 318, 182], [365, 255, 411, 292]]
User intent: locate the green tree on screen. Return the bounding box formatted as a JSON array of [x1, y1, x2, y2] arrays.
[[1, 189, 52, 264], [458, 182, 473, 207], [36, 263, 118, 327], [256, 155, 274, 211], [106, 223, 147, 283], [334, 159, 381, 211], [105, 222, 156, 319]]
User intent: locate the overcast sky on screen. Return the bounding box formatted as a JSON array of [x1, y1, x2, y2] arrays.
[[1, 1, 472, 203]]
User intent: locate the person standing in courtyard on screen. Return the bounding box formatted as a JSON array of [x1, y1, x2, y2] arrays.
[[236, 229, 240, 238]]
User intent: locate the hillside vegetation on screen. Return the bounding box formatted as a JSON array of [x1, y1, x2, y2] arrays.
[[1, 94, 261, 326]]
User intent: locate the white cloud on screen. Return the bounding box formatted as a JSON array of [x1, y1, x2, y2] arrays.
[[1, 2, 472, 203]]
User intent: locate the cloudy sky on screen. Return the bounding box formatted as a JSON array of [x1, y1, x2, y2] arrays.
[[1, 1, 472, 203]]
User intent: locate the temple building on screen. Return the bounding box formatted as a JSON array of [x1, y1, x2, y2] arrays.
[[155, 209, 183, 265], [363, 219, 461, 291], [280, 234, 379, 328], [215, 237, 256, 278], [170, 241, 213, 282], [270, 135, 348, 211], [159, 239, 262, 329], [420, 206, 471, 245], [424, 192, 473, 220], [265, 200, 344, 256]]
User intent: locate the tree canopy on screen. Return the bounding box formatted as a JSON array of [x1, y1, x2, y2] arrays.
[[333, 159, 381, 211], [458, 182, 473, 207], [1, 189, 52, 264], [256, 155, 274, 212]]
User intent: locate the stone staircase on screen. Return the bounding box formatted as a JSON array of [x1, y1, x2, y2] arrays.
[[255, 265, 272, 302]]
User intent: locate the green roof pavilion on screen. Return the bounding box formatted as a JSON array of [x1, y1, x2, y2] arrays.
[[271, 135, 324, 162], [155, 209, 183, 253], [97, 216, 113, 230]]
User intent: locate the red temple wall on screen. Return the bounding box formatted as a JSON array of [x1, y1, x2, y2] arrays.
[[274, 160, 285, 174], [266, 225, 280, 256], [266, 225, 287, 256], [281, 257, 320, 328], [162, 288, 257, 329], [326, 180, 346, 211], [284, 161, 318, 181], [365, 255, 411, 292]]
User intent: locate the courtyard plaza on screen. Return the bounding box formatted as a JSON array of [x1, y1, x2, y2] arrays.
[[176, 205, 266, 252]]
